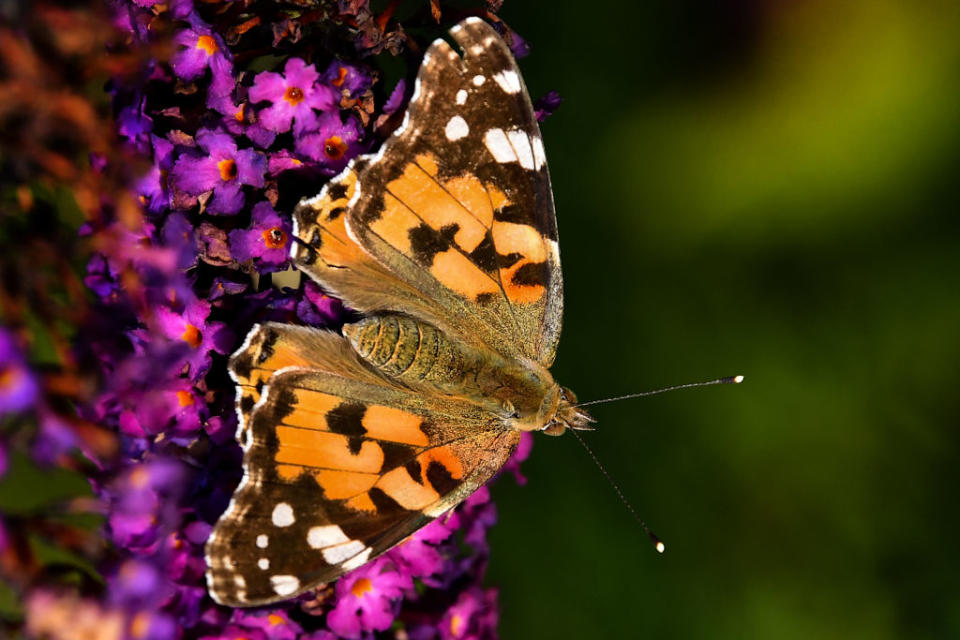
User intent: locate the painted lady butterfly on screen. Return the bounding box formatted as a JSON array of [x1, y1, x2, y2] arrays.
[[205, 17, 592, 606]]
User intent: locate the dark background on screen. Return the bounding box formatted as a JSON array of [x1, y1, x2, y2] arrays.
[[484, 1, 960, 638]]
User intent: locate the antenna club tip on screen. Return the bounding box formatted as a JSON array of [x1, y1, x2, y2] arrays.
[[732, 375, 744, 384], [655, 541, 665, 553]]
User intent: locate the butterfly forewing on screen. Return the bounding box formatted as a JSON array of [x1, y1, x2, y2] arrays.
[[296, 18, 563, 366]]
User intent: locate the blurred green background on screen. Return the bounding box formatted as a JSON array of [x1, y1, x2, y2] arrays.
[[487, 1, 960, 638]]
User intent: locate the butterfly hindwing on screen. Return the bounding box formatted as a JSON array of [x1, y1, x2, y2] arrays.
[[228, 323, 387, 443], [207, 333, 521, 606]]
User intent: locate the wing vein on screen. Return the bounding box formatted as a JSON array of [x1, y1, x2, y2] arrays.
[[381, 184, 525, 350]]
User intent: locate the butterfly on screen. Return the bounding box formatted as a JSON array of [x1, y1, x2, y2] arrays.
[[205, 17, 593, 606]]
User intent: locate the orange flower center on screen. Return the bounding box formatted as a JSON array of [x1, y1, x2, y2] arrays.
[[284, 86, 305, 106], [195, 35, 218, 55], [129, 466, 150, 488], [350, 578, 373, 597], [217, 158, 237, 181], [0, 366, 20, 390], [130, 612, 150, 638], [324, 135, 347, 160], [261, 227, 288, 249], [450, 614, 465, 637], [181, 324, 202, 348], [176, 390, 194, 407], [332, 66, 348, 88], [268, 614, 285, 626], [234, 104, 245, 122]]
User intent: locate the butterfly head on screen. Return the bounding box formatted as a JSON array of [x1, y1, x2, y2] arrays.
[[541, 386, 594, 436], [502, 380, 593, 435]]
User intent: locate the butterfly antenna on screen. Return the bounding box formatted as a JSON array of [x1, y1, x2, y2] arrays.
[[575, 375, 744, 408], [568, 427, 665, 553]]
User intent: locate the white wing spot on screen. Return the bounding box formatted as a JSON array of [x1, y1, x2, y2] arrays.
[[233, 575, 245, 588], [341, 547, 373, 571], [531, 135, 546, 170], [445, 116, 470, 141], [258, 558, 269, 570], [472, 75, 486, 87], [270, 575, 300, 596], [484, 128, 517, 163], [470, 44, 484, 56], [256, 534, 268, 548], [271, 503, 294, 527], [322, 540, 367, 565], [456, 89, 468, 105], [507, 129, 535, 169], [412, 74, 423, 103], [307, 525, 350, 549], [493, 70, 521, 94], [396, 110, 411, 136]]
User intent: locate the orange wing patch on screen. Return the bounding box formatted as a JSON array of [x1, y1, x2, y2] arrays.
[[491, 220, 548, 304], [279, 389, 342, 429], [294, 168, 368, 270], [347, 443, 468, 513], [230, 325, 326, 437], [361, 405, 430, 446], [378, 466, 440, 510], [364, 152, 551, 306], [369, 192, 421, 256], [387, 154, 490, 253], [274, 427, 385, 473], [313, 469, 379, 499], [279, 390, 430, 447], [430, 251, 500, 299]]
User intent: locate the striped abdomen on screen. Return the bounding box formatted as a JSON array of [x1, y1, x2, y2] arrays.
[[343, 315, 475, 390]]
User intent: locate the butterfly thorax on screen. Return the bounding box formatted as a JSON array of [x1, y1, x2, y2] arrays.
[[344, 314, 591, 433]]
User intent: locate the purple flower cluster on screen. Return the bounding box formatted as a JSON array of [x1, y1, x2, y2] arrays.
[[0, 330, 39, 420], [0, 326, 86, 475], [6, 2, 541, 639], [0, 330, 40, 479]]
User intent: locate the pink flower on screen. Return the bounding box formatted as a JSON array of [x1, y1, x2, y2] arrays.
[[439, 587, 499, 640], [387, 518, 455, 586], [170, 128, 266, 215], [326, 558, 413, 639], [170, 17, 233, 97], [228, 201, 291, 272], [295, 110, 364, 171], [229, 609, 302, 640], [248, 58, 337, 135], [149, 295, 233, 381]]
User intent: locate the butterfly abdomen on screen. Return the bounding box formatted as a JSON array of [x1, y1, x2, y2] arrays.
[[343, 314, 562, 430], [343, 315, 474, 388]]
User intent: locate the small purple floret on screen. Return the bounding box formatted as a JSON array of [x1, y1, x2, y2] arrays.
[[228, 201, 291, 272], [249, 58, 337, 135], [171, 128, 266, 215]]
